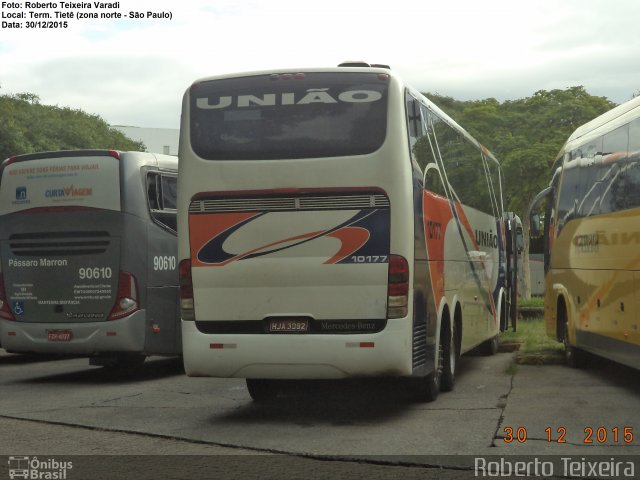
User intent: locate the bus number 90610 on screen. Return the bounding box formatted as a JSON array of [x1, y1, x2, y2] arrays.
[[153, 255, 176, 271], [79, 267, 113, 279]]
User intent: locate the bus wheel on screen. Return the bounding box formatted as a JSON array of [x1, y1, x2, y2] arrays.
[[479, 335, 499, 356], [412, 337, 443, 402], [412, 372, 439, 403], [246, 379, 278, 402], [440, 322, 458, 392], [562, 322, 587, 368]]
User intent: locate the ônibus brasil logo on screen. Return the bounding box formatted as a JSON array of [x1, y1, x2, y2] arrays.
[[15, 186, 27, 201], [8, 456, 73, 480]]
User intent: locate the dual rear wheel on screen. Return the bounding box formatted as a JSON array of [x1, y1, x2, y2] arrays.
[[413, 321, 459, 402]]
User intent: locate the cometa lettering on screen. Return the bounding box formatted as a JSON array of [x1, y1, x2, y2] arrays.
[[196, 89, 383, 109], [573, 230, 640, 248]]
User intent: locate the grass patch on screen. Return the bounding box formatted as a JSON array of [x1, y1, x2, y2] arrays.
[[518, 296, 544, 308], [501, 316, 565, 365]]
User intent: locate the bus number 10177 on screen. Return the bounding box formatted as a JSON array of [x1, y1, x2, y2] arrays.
[[350, 255, 388, 264]]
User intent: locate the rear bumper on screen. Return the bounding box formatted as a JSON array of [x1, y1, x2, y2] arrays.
[[181, 317, 414, 379], [0, 310, 146, 355]]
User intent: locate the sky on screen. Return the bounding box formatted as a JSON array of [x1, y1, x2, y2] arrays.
[[1, 0, 639, 129]]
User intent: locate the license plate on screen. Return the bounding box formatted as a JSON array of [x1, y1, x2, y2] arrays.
[[269, 318, 309, 333], [47, 330, 73, 341]]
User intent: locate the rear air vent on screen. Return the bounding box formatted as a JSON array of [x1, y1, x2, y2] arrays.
[[9, 231, 110, 256], [189, 193, 389, 213], [412, 322, 428, 368]]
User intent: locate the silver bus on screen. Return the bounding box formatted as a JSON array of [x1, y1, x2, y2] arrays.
[[0, 150, 180, 367]]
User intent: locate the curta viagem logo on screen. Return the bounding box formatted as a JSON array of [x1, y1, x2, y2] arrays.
[[44, 185, 93, 199]]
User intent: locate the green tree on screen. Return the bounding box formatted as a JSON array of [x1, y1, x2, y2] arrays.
[[426, 87, 616, 297], [0, 93, 145, 160], [427, 86, 614, 219]]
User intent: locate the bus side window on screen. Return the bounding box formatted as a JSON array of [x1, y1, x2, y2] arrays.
[[161, 175, 177, 210], [405, 93, 422, 163], [147, 174, 161, 210], [600, 124, 637, 213], [147, 172, 177, 233], [620, 118, 640, 210], [424, 163, 447, 197], [557, 151, 582, 231]]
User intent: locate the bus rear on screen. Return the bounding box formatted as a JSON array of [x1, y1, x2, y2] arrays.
[[0, 151, 140, 356], [179, 69, 420, 383]]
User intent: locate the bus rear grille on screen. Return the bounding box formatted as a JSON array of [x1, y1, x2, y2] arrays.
[[412, 322, 428, 368], [9, 231, 111, 256], [189, 194, 390, 213]]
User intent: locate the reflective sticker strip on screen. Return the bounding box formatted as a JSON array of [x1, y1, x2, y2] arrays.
[[209, 343, 238, 349], [345, 342, 375, 348]]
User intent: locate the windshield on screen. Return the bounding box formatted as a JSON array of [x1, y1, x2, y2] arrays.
[[190, 72, 388, 160]]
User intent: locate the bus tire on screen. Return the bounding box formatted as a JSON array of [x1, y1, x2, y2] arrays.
[[440, 321, 458, 392], [412, 332, 444, 402], [246, 379, 278, 402], [479, 335, 499, 356], [412, 371, 440, 402], [563, 322, 588, 368]]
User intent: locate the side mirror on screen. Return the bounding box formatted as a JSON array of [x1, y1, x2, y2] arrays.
[[516, 227, 524, 254], [528, 185, 552, 240], [530, 213, 541, 238]]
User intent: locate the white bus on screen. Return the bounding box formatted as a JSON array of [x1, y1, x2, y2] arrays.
[[178, 63, 513, 401], [0, 150, 181, 367]]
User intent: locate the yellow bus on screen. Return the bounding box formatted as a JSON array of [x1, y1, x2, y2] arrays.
[[530, 96, 640, 368], [177, 63, 515, 401]]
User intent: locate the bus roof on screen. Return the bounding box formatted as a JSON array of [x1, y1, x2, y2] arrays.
[[2, 150, 177, 171], [567, 95, 640, 144], [189, 66, 393, 86]]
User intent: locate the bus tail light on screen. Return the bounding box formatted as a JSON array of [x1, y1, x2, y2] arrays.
[[108, 271, 139, 320], [0, 276, 15, 321], [179, 259, 194, 320], [387, 255, 409, 319]]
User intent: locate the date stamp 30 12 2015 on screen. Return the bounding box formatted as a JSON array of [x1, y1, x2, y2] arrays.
[[502, 426, 636, 445]]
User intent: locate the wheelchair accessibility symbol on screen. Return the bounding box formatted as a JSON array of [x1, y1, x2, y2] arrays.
[[12, 301, 24, 316]]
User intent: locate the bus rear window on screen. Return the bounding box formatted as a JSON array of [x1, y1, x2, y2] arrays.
[[190, 72, 388, 160], [0, 153, 121, 215]]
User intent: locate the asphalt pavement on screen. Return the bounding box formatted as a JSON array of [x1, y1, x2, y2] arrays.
[[1, 347, 640, 479]]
